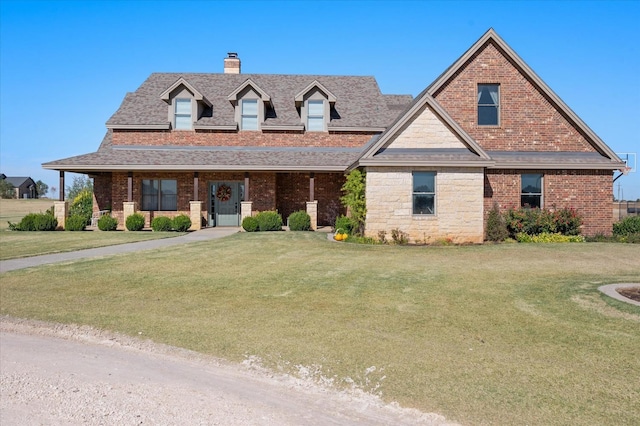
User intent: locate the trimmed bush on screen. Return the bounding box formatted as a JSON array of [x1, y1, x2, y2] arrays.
[[613, 215, 640, 236], [504, 207, 583, 238], [97, 214, 118, 231], [151, 216, 173, 232], [516, 232, 585, 243], [65, 214, 87, 231], [288, 210, 312, 231], [256, 211, 283, 231], [9, 212, 58, 231], [172, 214, 192, 232], [125, 213, 145, 231], [334, 215, 356, 235], [242, 216, 259, 232]]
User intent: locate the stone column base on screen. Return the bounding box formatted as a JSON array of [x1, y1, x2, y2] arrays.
[[123, 201, 137, 231], [306, 201, 318, 231], [240, 201, 253, 229], [190, 201, 203, 231], [54, 201, 68, 230]]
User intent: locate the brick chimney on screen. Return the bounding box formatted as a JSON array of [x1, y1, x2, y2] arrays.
[[224, 52, 240, 74]]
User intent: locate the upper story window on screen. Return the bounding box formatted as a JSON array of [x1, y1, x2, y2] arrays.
[[174, 98, 192, 130], [241, 99, 258, 130], [413, 171, 436, 215], [521, 173, 542, 209], [478, 84, 499, 126], [307, 100, 325, 131]]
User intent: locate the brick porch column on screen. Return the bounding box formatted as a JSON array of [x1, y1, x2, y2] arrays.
[[123, 201, 137, 231], [240, 201, 253, 228], [306, 201, 318, 230], [54, 201, 68, 230], [190, 201, 203, 231]]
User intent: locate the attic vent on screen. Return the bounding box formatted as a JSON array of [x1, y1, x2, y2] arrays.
[[224, 52, 241, 74]]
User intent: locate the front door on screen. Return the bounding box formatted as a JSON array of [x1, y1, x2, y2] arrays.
[[209, 182, 243, 227]]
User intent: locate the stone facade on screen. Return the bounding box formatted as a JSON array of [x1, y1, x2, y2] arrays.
[[366, 167, 485, 244], [387, 104, 467, 149]]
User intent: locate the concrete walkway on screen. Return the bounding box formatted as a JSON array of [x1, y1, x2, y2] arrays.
[[0, 227, 240, 273]]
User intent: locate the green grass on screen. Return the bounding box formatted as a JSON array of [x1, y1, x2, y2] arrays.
[[1, 232, 639, 425], [0, 198, 183, 259]]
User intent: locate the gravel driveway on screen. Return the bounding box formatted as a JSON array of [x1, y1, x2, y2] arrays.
[[0, 318, 455, 425]]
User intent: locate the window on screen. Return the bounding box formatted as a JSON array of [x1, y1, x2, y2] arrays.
[[521, 174, 542, 208], [174, 98, 192, 130], [241, 99, 258, 130], [413, 172, 436, 215], [478, 84, 499, 126], [142, 179, 177, 211], [307, 100, 324, 131]]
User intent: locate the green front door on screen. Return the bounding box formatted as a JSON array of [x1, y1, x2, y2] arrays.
[[209, 182, 243, 227]]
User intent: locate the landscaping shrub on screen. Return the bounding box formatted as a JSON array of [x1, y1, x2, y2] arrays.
[[552, 207, 582, 236], [242, 216, 259, 232], [125, 213, 145, 231], [334, 215, 356, 235], [8, 212, 58, 231], [151, 216, 173, 232], [516, 232, 585, 243], [172, 214, 192, 232], [390, 228, 408, 245], [65, 214, 87, 231], [97, 214, 118, 231], [485, 203, 508, 242], [340, 170, 366, 235], [288, 210, 311, 231], [613, 215, 640, 236], [69, 189, 93, 227], [504, 207, 583, 239], [256, 211, 283, 231]]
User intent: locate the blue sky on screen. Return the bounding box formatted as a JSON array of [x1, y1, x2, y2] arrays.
[[1, 0, 639, 199]]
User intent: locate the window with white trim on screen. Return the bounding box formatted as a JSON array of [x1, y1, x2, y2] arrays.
[[142, 179, 177, 211], [521, 174, 542, 208], [307, 100, 325, 131], [241, 99, 258, 130], [413, 172, 436, 215], [174, 98, 192, 130], [478, 84, 499, 126]]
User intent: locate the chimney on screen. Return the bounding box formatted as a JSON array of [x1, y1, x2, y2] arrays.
[[224, 52, 241, 74]]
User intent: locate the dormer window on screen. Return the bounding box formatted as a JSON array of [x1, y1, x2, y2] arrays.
[[174, 98, 192, 130], [307, 100, 325, 131], [241, 99, 258, 130]]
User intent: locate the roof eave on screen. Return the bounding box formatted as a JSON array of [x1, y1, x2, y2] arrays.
[[358, 159, 495, 168], [106, 124, 171, 130]]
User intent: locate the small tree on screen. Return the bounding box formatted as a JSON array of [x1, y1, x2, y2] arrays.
[[66, 175, 93, 201], [485, 203, 508, 242], [0, 180, 15, 199], [340, 169, 366, 235], [69, 189, 93, 227], [35, 180, 49, 198]]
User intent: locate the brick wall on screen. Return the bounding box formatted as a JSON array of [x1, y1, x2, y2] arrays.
[[276, 172, 345, 226], [433, 41, 594, 152], [484, 169, 614, 236], [111, 129, 373, 148]]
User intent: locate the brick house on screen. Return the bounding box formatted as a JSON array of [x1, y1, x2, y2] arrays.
[[44, 29, 623, 239], [43, 53, 411, 229], [358, 29, 624, 243]]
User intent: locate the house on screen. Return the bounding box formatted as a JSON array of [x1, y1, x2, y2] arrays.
[[42, 53, 412, 229], [1, 175, 38, 199], [43, 29, 624, 239], [358, 29, 624, 242]]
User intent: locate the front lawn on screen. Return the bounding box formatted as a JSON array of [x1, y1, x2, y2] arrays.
[[1, 232, 638, 425]]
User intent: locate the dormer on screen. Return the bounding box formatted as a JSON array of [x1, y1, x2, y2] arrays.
[[160, 78, 211, 130], [227, 79, 272, 131], [295, 80, 337, 132]]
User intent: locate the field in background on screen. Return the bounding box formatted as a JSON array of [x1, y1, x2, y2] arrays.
[[1, 232, 638, 425]]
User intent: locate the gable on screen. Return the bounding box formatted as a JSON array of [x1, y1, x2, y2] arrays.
[[428, 29, 622, 162]]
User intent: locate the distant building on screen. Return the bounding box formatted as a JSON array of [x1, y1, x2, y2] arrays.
[[0, 174, 38, 198]]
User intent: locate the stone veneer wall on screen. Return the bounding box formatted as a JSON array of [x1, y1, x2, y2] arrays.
[[365, 167, 485, 244]]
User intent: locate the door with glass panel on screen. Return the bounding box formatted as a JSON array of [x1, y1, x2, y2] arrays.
[[209, 182, 243, 227]]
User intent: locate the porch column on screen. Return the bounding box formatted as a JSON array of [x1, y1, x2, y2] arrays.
[[123, 201, 137, 231], [190, 201, 202, 231], [309, 172, 315, 202], [127, 172, 133, 202], [59, 171, 65, 201], [193, 172, 199, 201], [53, 201, 68, 230], [241, 201, 253, 226], [306, 201, 318, 231], [244, 172, 250, 201]]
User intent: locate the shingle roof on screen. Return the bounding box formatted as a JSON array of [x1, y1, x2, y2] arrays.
[[487, 151, 623, 169], [2, 177, 34, 187], [107, 73, 409, 130]]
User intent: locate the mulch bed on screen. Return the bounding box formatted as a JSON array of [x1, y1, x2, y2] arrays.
[[616, 286, 640, 302]]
